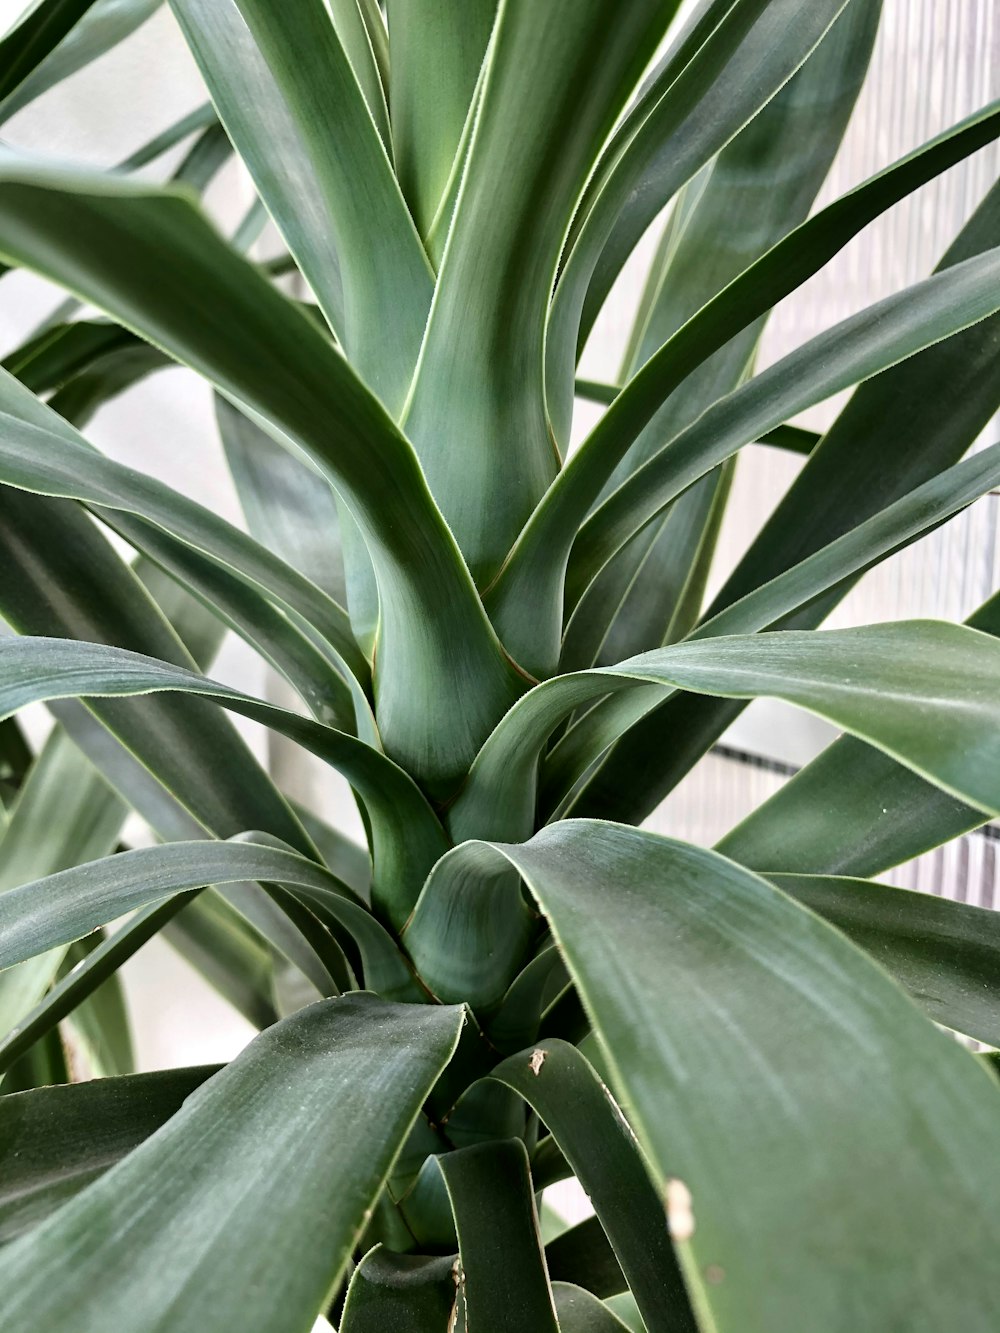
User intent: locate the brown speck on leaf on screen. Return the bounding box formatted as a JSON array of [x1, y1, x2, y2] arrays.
[[665, 1177, 695, 1241], [705, 1264, 725, 1286], [448, 1258, 465, 1333], [529, 1048, 547, 1076]]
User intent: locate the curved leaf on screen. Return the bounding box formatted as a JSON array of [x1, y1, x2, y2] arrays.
[[543, 445, 1000, 810], [490, 112, 1000, 672], [0, 994, 465, 1333], [492, 1039, 695, 1333], [717, 597, 1000, 877], [437, 1139, 558, 1333], [0, 486, 314, 855], [0, 157, 522, 792], [339, 1246, 459, 1333], [545, 0, 854, 444], [591, 3, 880, 665], [450, 620, 1000, 851], [0, 635, 447, 920], [0, 899, 193, 1078], [437, 822, 1000, 1333], [0, 728, 125, 1045], [0, 837, 418, 1001], [0, 365, 365, 686], [553, 1284, 632, 1333], [572, 181, 1000, 828]]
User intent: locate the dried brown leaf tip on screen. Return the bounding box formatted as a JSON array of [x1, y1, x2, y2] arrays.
[[529, 1048, 547, 1076], [665, 1177, 695, 1241]]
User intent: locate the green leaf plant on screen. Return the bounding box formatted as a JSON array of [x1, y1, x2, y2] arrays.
[[0, 2, 999, 1329]]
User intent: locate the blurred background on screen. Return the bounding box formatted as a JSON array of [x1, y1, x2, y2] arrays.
[[0, 0, 997, 1074]]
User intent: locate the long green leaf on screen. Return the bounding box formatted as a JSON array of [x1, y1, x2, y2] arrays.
[[491, 133, 1000, 672], [386, 0, 498, 239], [718, 595, 1000, 876], [492, 1040, 695, 1333], [0, 1066, 215, 1244], [437, 822, 1000, 1333], [0, 486, 314, 854], [0, 728, 125, 1049], [545, 0, 853, 445], [573, 177, 1000, 827], [543, 447, 1000, 811], [0, 365, 365, 687], [447, 620, 1000, 858], [0, 994, 464, 1333], [0, 899, 194, 1078], [592, 2, 880, 664], [402, 0, 677, 583], [169, 0, 430, 410], [568, 241, 1000, 599], [0, 157, 521, 791], [769, 872, 1000, 1047], [0, 0, 159, 123], [0, 635, 447, 922], [0, 837, 418, 1001], [0, 0, 97, 109], [437, 1139, 559, 1333]]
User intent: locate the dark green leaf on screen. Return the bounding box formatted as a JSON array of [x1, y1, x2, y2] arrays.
[[493, 1039, 694, 1332], [0, 994, 464, 1333], [0, 1066, 215, 1243], [438, 1139, 559, 1333], [339, 1246, 459, 1333]]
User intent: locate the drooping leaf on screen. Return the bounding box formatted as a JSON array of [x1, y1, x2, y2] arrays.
[[0, 634, 446, 919], [436, 822, 1000, 1333], [0, 994, 465, 1333], [0, 836, 419, 1002], [717, 596, 1000, 877], [0, 486, 315, 854], [449, 620, 1000, 854]]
